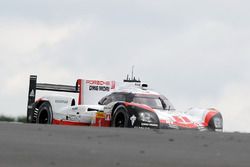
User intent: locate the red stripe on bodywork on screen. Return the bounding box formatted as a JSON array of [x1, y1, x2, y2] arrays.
[[52, 119, 90, 126], [160, 119, 167, 123], [173, 122, 198, 129], [111, 81, 116, 89], [123, 102, 155, 112], [173, 116, 183, 123], [182, 116, 191, 123], [77, 79, 83, 105]]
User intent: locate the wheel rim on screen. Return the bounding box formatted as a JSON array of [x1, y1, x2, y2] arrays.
[[39, 109, 49, 124], [115, 113, 125, 127]]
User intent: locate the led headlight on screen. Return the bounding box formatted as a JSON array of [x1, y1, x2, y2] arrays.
[[213, 117, 223, 129], [139, 112, 155, 123]]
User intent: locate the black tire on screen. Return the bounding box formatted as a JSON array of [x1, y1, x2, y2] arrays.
[[111, 105, 129, 128], [36, 102, 53, 124]]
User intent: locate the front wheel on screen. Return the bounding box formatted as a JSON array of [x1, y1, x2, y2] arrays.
[[208, 115, 223, 131], [36, 102, 53, 124], [111, 105, 129, 128]]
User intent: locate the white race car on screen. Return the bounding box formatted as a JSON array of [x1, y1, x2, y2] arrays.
[[27, 75, 223, 131]]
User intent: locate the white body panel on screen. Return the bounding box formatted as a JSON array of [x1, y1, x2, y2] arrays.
[[80, 79, 116, 105]]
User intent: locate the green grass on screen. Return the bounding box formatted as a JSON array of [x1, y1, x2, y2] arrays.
[[0, 115, 27, 123]]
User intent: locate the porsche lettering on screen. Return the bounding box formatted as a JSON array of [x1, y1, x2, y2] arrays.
[[86, 80, 111, 86]]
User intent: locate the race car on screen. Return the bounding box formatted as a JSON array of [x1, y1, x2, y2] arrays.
[[27, 75, 223, 131]]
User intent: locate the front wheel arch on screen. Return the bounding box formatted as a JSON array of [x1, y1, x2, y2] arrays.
[[111, 105, 130, 128], [208, 113, 223, 131]]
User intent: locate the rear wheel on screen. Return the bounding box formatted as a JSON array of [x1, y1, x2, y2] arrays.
[[36, 102, 53, 124], [112, 105, 129, 127]]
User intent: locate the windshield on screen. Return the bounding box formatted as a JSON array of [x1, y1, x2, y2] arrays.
[[162, 97, 175, 111], [132, 95, 175, 110]]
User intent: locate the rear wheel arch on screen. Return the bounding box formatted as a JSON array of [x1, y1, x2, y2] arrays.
[[35, 100, 48, 110], [31, 100, 48, 123], [36, 101, 53, 124]]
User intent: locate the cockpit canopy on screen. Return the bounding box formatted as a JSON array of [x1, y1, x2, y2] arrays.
[[98, 92, 175, 111]]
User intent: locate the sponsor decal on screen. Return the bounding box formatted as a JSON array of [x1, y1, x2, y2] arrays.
[[104, 106, 112, 110], [163, 115, 198, 129], [29, 89, 35, 97], [99, 86, 110, 91], [105, 113, 111, 121], [86, 80, 112, 86], [55, 100, 68, 104], [89, 85, 110, 92], [141, 123, 158, 127], [67, 115, 80, 121], [130, 115, 137, 126], [89, 86, 98, 91], [86, 80, 115, 91], [96, 112, 105, 119]]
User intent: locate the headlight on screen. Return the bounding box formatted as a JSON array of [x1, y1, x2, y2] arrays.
[[213, 117, 223, 129], [139, 112, 155, 123]]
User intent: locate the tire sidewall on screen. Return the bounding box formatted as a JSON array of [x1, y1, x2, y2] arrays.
[[36, 102, 53, 124], [112, 105, 129, 127]]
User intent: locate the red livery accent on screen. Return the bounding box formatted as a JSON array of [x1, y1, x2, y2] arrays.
[[91, 118, 111, 127], [172, 116, 198, 128], [77, 79, 83, 105], [182, 116, 191, 123], [173, 116, 183, 123], [52, 119, 90, 126], [111, 81, 116, 89], [160, 119, 167, 123], [160, 118, 198, 129], [204, 110, 219, 126], [173, 122, 198, 129], [124, 102, 155, 112]]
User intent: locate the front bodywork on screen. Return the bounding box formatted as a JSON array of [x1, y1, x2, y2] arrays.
[[156, 108, 223, 131]]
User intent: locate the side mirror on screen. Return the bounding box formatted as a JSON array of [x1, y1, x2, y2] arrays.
[[98, 97, 107, 105]]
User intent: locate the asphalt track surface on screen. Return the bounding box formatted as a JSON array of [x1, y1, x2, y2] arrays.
[[0, 122, 250, 167]]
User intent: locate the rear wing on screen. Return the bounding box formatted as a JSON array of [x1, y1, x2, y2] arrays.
[[27, 75, 80, 123]]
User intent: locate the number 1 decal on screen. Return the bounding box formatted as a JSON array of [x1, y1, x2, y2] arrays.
[[173, 116, 191, 123]]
